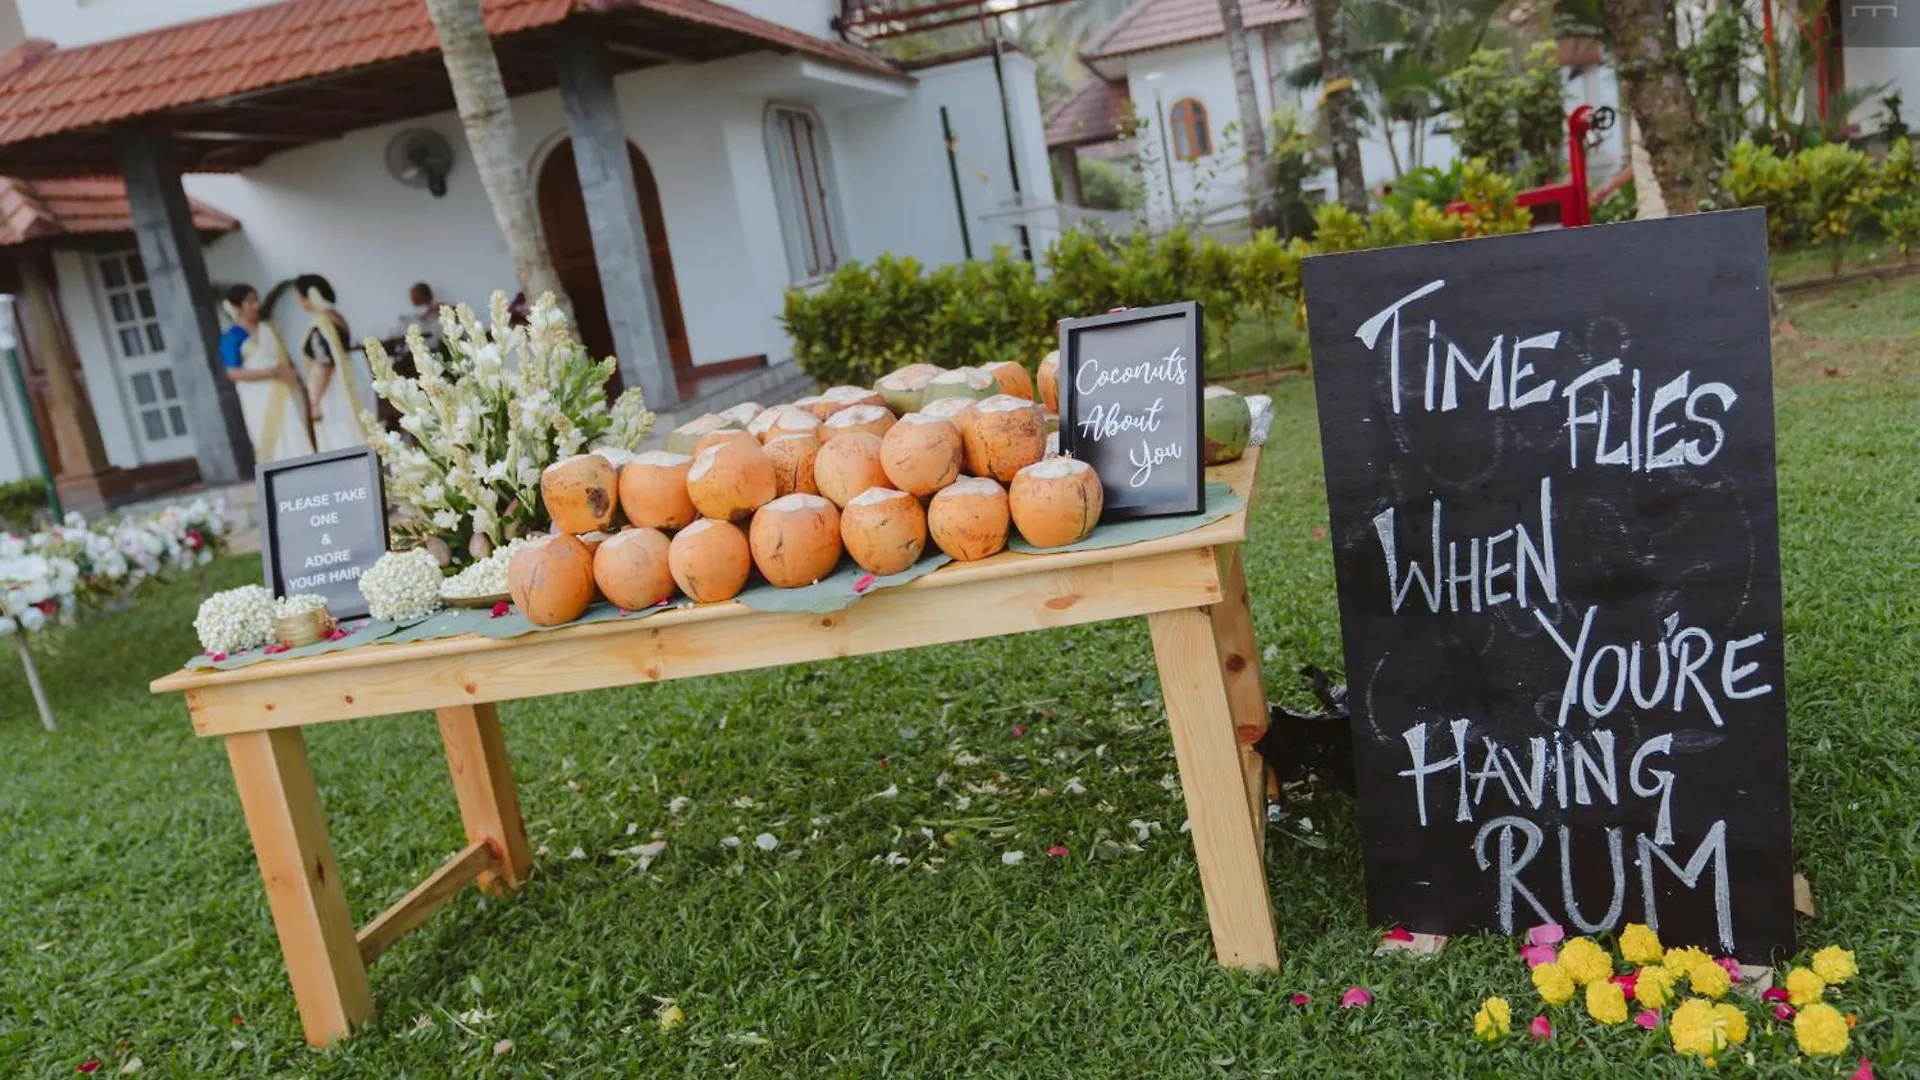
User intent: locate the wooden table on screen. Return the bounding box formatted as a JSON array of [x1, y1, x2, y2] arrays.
[[152, 450, 1278, 1047]]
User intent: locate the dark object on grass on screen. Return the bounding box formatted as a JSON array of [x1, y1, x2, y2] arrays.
[[1254, 664, 1354, 795]]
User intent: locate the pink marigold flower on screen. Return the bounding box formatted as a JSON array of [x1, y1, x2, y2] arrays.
[[1382, 926, 1415, 943], [490, 601, 511, 618], [1520, 943, 1558, 968], [1340, 987, 1372, 1009], [1762, 987, 1790, 1004], [1526, 923, 1565, 947], [853, 573, 876, 593], [1047, 845, 1070, 858], [1634, 1009, 1660, 1030], [1773, 1004, 1795, 1022], [1289, 994, 1310, 1007], [1528, 1015, 1553, 1041], [1852, 1058, 1875, 1080]]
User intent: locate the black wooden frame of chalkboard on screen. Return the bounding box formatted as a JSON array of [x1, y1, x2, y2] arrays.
[[256, 445, 388, 620], [1058, 301, 1206, 521]]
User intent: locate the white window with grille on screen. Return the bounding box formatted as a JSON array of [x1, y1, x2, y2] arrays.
[[764, 104, 847, 283], [95, 249, 192, 460]]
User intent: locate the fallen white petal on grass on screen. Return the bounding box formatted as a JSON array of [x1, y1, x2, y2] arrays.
[[953, 796, 972, 811], [230, 1040, 246, 1051], [493, 1038, 513, 1056], [720, 836, 742, 848], [668, 795, 692, 815], [1159, 774, 1179, 791], [869, 784, 900, 800], [1180, 819, 1193, 834], [119, 1057, 142, 1076], [1063, 778, 1086, 795], [408, 1015, 435, 1036], [567, 846, 587, 860], [754, 833, 779, 851], [1001, 851, 1026, 866], [456, 1008, 493, 1026], [731, 795, 757, 809], [953, 751, 983, 766], [625, 822, 639, 836]]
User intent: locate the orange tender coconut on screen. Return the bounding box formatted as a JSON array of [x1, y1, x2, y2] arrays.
[[668, 518, 752, 603], [822, 403, 896, 442], [928, 476, 1010, 561], [981, 359, 1035, 401], [1008, 456, 1103, 547], [748, 493, 843, 587], [962, 394, 1047, 481], [764, 433, 821, 497], [809, 385, 887, 421], [1036, 350, 1060, 412], [686, 438, 778, 524], [748, 404, 821, 444], [508, 534, 597, 626], [592, 527, 675, 610], [840, 487, 927, 575], [619, 450, 698, 531], [879, 412, 963, 496], [717, 401, 763, 428], [813, 432, 891, 508], [694, 427, 759, 456], [541, 453, 620, 534], [917, 395, 976, 429]]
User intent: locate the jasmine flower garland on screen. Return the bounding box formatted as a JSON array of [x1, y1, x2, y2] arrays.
[[359, 549, 445, 622], [193, 585, 275, 655]]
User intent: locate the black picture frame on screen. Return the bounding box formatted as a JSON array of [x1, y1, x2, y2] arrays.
[[255, 445, 389, 620], [1057, 300, 1206, 521]]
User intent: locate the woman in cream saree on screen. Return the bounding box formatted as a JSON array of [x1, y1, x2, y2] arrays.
[[217, 284, 312, 465], [295, 274, 375, 451]]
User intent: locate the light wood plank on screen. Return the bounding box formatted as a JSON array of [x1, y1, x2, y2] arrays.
[[1148, 606, 1280, 971], [181, 547, 1224, 736], [1210, 545, 1270, 841], [356, 841, 497, 965], [438, 704, 532, 894], [225, 728, 374, 1047]]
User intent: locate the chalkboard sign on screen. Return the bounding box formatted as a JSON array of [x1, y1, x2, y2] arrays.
[[1303, 209, 1793, 961], [257, 446, 389, 621], [1058, 302, 1205, 520]]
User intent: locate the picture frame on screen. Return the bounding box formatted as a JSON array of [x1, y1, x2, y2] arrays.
[[1057, 300, 1205, 521], [255, 445, 389, 620]]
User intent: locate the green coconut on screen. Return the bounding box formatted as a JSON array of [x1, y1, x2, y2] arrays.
[[665, 413, 741, 456], [1202, 385, 1252, 465], [873, 363, 943, 414], [921, 367, 998, 405]]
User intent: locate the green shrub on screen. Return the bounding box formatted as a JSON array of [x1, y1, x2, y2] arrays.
[[1445, 43, 1567, 186], [924, 248, 1055, 370], [1456, 159, 1533, 237], [1382, 163, 1465, 217], [0, 477, 49, 532], [1796, 143, 1878, 275]]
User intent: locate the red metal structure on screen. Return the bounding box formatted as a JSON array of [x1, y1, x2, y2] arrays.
[[1448, 105, 1612, 228]]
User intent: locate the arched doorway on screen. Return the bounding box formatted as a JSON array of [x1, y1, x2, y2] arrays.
[[536, 140, 692, 386]]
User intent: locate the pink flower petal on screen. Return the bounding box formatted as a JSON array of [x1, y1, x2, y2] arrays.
[[1382, 926, 1415, 943], [1526, 923, 1565, 947], [853, 573, 876, 593], [1714, 956, 1743, 979], [76, 1063, 100, 1075], [207, 651, 227, 662], [1773, 1004, 1795, 1022], [325, 627, 348, 641], [1046, 845, 1070, 858], [490, 601, 511, 618], [1289, 993, 1310, 1006], [1339, 987, 1372, 1009], [263, 643, 289, 655], [1633, 1010, 1660, 1030], [1851, 1058, 1875, 1080], [1761, 987, 1790, 1003], [1612, 973, 1639, 998], [1528, 1015, 1552, 1041], [1520, 943, 1558, 968]]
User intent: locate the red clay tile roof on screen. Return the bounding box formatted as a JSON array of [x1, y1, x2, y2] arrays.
[[0, 177, 237, 247], [1043, 78, 1131, 149], [0, 0, 898, 174], [1082, 0, 1306, 62]]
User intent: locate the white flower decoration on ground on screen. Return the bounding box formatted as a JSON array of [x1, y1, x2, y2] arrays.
[[360, 549, 445, 622], [193, 585, 275, 655]]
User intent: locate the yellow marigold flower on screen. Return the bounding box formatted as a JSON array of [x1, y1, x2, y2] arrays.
[[1473, 996, 1512, 1043], [1793, 1002, 1850, 1057], [1811, 945, 1858, 985], [1635, 965, 1676, 1009], [1712, 1003, 1748, 1046], [1532, 961, 1576, 1006], [1664, 946, 1713, 981], [1689, 959, 1731, 999], [1560, 937, 1614, 986], [1585, 979, 1628, 1025], [1785, 966, 1827, 1007], [1620, 923, 1664, 966], [1670, 999, 1718, 1056]]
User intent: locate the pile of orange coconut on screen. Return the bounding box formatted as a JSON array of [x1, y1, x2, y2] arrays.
[[507, 356, 1100, 627]]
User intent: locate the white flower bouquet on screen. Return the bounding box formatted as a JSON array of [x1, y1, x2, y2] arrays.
[[359, 549, 444, 622], [362, 292, 655, 563]]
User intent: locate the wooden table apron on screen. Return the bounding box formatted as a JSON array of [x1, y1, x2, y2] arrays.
[[152, 451, 1279, 1048]]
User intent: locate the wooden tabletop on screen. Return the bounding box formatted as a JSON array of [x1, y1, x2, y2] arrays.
[[154, 449, 1263, 736]]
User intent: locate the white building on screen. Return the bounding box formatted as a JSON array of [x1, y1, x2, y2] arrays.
[[0, 0, 1052, 511]]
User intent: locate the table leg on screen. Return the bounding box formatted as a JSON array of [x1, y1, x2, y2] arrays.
[[1148, 606, 1281, 971], [1209, 545, 1270, 842], [438, 703, 531, 894], [225, 727, 374, 1047]]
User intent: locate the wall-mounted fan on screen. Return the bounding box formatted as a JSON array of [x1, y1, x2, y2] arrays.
[[385, 129, 455, 198]]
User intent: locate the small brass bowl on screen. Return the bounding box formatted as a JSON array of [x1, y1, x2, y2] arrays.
[[274, 604, 333, 648]]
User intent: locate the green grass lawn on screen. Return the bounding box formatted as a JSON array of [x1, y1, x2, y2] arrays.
[[0, 279, 1915, 1078]]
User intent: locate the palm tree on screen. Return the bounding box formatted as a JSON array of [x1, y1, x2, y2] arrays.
[[1218, 0, 1278, 228], [1310, 0, 1368, 212], [424, 0, 570, 311]]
